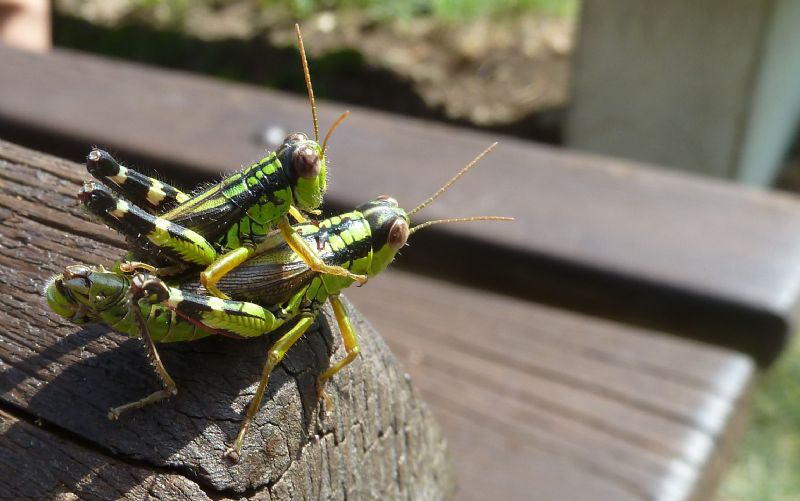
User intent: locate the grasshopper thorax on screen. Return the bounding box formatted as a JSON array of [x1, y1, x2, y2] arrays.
[[276, 133, 328, 211]]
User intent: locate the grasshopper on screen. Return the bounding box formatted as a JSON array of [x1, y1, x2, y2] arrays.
[[79, 24, 365, 299], [47, 143, 511, 461]]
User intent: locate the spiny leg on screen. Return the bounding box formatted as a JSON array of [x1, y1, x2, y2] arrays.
[[224, 315, 316, 462], [277, 217, 368, 284], [87, 148, 190, 213], [317, 295, 360, 412], [108, 275, 177, 420]]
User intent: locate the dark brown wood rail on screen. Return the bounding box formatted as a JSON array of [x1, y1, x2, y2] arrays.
[[0, 140, 753, 499], [2, 45, 800, 365]]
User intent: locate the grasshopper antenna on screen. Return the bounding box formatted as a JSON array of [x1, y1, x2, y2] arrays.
[[295, 23, 319, 144], [409, 216, 513, 235], [322, 110, 350, 155], [409, 142, 498, 216]]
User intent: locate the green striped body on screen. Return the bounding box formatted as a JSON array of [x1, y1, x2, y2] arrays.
[[47, 198, 409, 342], [82, 136, 327, 269], [159, 152, 295, 251]]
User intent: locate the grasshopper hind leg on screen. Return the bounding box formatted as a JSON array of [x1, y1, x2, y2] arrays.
[[316, 295, 360, 412], [79, 182, 217, 269], [86, 148, 189, 213], [224, 314, 316, 462], [108, 274, 178, 420]]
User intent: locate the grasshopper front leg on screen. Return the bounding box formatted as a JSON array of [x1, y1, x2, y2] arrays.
[[108, 274, 178, 420], [277, 217, 368, 284], [224, 314, 317, 461], [201, 216, 366, 300]]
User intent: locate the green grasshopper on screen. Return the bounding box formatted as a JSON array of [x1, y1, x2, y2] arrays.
[[47, 143, 511, 461], [80, 24, 365, 298]]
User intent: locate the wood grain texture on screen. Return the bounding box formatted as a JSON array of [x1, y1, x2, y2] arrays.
[[0, 142, 454, 499], [0, 46, 798, 364], [0, 410, 210, 500], [0, 141, 754, 500]]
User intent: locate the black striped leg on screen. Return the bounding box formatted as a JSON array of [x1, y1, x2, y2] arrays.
[[78, 182, 217, 268], [86, 148, 190, 214]]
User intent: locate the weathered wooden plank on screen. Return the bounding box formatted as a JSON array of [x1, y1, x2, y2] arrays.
[[0, 141, 754, 499], [0, 142, 453, 499], [348, 273, 754, 501], [0, 410, 211, 500], [0, 46, 797, 364]]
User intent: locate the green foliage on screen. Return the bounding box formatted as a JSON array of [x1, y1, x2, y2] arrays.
[[266, 0, 577, 20], [430, 0, 576, 20], [716, 338, 800, 500]]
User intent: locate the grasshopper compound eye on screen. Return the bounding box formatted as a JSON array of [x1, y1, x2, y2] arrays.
[[293, 146, 321, 180], [387, 219, 409, 251], [282, 132, 308, 148]]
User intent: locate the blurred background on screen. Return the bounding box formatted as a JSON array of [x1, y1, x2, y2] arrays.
[[3, 1, 800, 499]]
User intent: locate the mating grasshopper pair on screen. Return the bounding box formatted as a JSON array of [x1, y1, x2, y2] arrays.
[[45, 25, 511, 461]]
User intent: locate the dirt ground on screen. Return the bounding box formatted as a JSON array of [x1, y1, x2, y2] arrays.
[[54, 0, 574, 143]]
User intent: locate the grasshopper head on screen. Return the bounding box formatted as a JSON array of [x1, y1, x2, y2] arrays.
[[357, 196, 410, 278], [45, 265, 128, 324], [279, 133, 327, 211]]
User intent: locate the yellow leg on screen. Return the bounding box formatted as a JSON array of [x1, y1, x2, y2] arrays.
[[317, 295, 361, 412], [224, 315, 316, 462], [109, 294, 177, 420], [200, 246, 254, 299], [288, 205, 308, 223], [278, 217, 367, 284]]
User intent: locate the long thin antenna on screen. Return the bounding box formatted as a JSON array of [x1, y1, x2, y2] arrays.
[[295, 23, 319, 143], [409, 142, 498, 216], [409, 216, 513, 235], [322, 110, 350, 155]]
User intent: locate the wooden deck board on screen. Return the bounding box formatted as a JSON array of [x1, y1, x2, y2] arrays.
[[0, 46, 799, 364], [0, 141, 754, 499], [348, 273, 753, 500]]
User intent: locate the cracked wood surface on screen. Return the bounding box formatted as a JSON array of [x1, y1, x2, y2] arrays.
[[0, 141, 756, 500], [0, 141, 454, 499]]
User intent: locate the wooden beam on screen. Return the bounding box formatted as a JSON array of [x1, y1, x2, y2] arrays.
[[1, 46, 799, 364]]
